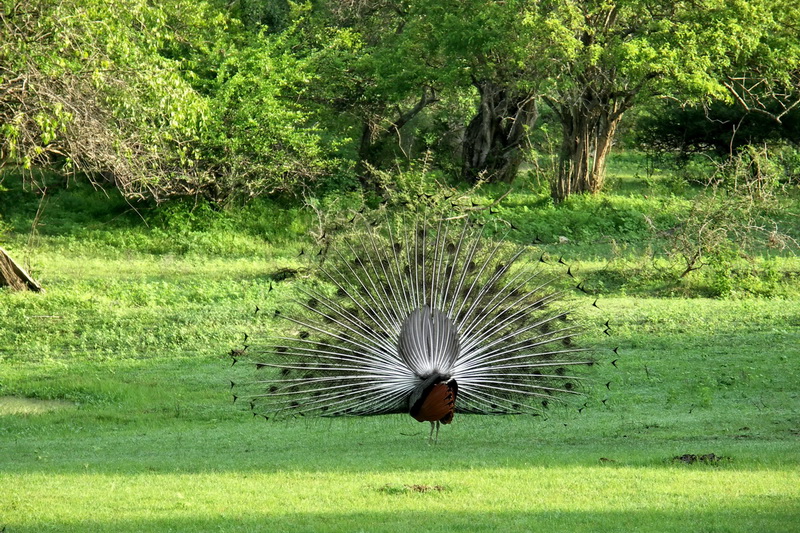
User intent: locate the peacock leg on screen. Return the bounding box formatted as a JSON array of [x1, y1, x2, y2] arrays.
[[428, 421, 441, 444]]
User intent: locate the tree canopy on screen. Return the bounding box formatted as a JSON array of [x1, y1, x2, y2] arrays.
[[1, 0, 798, 202]]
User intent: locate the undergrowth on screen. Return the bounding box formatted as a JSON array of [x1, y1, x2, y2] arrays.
[[3, 151, 798, 299]]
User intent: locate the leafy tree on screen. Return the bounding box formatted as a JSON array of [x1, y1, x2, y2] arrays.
[[4, 0, 798, 204], [323, 0, 550, 185], [0, 0, 340, 200], [0, 0, 214, 198], [316, 2, 448, 184], [538, 0, 800, 201], [324, 0, 800, 199], [420, 0, 546, 184]]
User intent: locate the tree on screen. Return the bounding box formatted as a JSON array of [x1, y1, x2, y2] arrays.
[[346, 0, 549, 184], [0, 0, 214, 198], [0, 0, 341, 201], [432, 1, 545, 184], [539, 0, 800, 201], [315, 2, 448, 185], [315, 1, 550, 186], [327, 0, 800, 196]]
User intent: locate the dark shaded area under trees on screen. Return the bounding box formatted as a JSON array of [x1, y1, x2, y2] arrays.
[[636, 100, 800, 158]]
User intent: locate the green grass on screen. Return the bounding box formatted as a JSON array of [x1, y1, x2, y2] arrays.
[[1, 161, 799, 531], [3, 466, 797, 532]]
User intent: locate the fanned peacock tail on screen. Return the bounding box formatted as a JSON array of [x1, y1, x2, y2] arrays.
[[230, 214, 602, 432]]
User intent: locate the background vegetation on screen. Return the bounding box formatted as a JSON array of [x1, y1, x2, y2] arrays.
[[1, 0, 799, 531], [2, 0, 800, 202]]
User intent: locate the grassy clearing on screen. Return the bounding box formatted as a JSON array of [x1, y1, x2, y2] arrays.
[[4, 466, 797, 532], [1, 160, 799, 531]]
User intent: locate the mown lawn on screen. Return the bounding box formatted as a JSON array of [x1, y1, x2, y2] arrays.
[[1, 170, 799, 532]]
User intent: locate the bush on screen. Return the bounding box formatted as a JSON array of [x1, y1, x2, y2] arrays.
[[662, 161, 798, 293], [0, 0, 345, 202], [634, 100, 800, 157], [0, 0, 214, 198]]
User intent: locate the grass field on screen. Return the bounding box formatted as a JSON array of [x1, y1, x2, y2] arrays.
[[1, 163, 799, 532]]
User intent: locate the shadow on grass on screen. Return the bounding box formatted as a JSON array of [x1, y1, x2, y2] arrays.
[[2, 411, 799, 476], [5, 506, 799, 533]]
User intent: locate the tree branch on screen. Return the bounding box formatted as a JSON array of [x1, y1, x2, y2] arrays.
[[388, 86, 439, 135], [723, 76, 800, 124]]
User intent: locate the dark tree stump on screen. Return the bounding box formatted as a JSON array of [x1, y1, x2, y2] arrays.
[[0, 247, 43, 292]]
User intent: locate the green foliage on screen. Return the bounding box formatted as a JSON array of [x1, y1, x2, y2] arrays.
[[0, 0, 214, 193], [534, 0, 800, 198], [196, 9, 354, 199], [4, 0, 800, 202], [0, 0, 348, 201], [230, 0, 291, 31]]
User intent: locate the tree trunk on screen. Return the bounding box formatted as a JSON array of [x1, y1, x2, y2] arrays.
[[0, 247, 43, 292], [462, 81, 538, 184], [550, 103, 621, 202]]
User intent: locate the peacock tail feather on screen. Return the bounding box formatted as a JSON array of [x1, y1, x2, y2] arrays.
[[230, 214, 601, 425]]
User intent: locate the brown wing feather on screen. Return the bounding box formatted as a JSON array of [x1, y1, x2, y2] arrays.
[[411, 381, 457, 424]]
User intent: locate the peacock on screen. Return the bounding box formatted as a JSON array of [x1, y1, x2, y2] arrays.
[[230, 213, 606, 442]]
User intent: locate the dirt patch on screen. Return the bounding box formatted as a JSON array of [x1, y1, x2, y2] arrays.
[[672, 453, 731, 465], [377, 484, 446, 494], [0, 396, 75, 415]]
